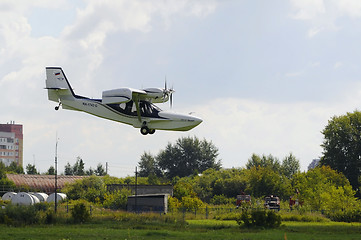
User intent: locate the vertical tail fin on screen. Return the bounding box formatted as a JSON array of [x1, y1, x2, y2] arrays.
[[45, 67, 75, 102]]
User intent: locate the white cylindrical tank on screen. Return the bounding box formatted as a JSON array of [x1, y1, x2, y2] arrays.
[[47, 193, 67, 203], [32, 193, 48, 202], [11, 192, 38, 206], [2, 192, 17, 201], [29, 194, 40, 204]]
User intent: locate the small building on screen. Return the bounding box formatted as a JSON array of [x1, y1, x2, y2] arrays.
[[107, 184, 173, 196], [127, 194, 169, 213]]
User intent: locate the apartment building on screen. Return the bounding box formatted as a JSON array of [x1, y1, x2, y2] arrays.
[[0, 122, 23, 167]]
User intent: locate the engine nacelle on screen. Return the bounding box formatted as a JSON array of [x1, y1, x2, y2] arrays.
[[143, 88, 164, 99], [143, 88, 171, 103], [102, 88, 132, 104]]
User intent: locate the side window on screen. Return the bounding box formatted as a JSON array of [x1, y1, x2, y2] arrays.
[[119, 103, 126, 111]]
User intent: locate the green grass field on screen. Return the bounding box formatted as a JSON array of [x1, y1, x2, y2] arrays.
[[0, 220, 360, 240]]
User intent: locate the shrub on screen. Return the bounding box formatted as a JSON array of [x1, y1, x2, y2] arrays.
[[103, 189, 130, 210], [180, 196, 205, 211], [63, 176, 106, 203], [326, 209, 361, 222], [0, 204, 40, 226], [34, 202, 50, 212], [44, 209, 56, 224], [71, 202, 91, 223], [210, 194, 234, 205], [168, 197, 181, 212], [236, 209, 281, 228]]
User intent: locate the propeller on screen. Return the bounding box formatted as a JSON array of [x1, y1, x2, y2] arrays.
[[163, 77, 175, 108]]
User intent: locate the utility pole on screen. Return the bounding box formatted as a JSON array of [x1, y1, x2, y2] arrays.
[[106, 162, 108, 175], [54, 135, 58, 213], [135, 166, 138, 213]]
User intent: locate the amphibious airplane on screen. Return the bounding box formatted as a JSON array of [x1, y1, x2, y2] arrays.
[[45, 67, 202, 135]]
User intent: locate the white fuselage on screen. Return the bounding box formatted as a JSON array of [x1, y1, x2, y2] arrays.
[[46, 67, 202, 134], [60, 92, 202, 131]]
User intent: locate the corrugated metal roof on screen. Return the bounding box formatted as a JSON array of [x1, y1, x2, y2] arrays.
[[6, 174, 87, 193]]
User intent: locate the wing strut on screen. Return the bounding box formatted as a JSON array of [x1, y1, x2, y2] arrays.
[[134, 97, 142, 123]]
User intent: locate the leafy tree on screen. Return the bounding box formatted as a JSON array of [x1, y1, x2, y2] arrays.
[[281, 153, 300, 179], [0, 162, 16, 190], [0, 162, 6, 179], [321, 110, 361, 190], [7, 162, 24, 174], [63, 175, 106, 203], [64, 162, 73, 175], [180, 196, 205, 211], [292, 166, 357, 211], [73, 157, 85, 176], [138, 152, 162, 177], [245, 166, 292, 200], [211, 169, 248, 198], [26, 164, 39, 175], [210, 194, 234, 205], [157, 136, 221, 178], [103, 188, 131, 210], [46, 166, 55, 175], [95, 163, 106, 176], [173, 180, 197, 200], [86, 167, 94, 176], [246, 154, 281, 173]]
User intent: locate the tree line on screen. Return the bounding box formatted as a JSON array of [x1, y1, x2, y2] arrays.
[[58, 152, 358, 216], [24, 157, 106, 176], [138, 111, 361, 198], [2, 110, 361, 216]]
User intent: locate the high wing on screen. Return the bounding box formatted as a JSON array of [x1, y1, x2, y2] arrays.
[[101, 87, 174, 123], [101, 87, 173, 104], [101, 88, 146, 104], [102, 88, 148, 122]]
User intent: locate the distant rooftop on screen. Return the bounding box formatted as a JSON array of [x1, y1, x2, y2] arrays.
[[6, 174, 87, 193]]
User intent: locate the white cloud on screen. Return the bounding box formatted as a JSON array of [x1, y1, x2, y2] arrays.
[[0, 0, 217, 95], [289, 0, 361, 37], [335, 0, 361, 18], [290, 0, 325, 20], [63, 0, 216, 40], [189, 95, 361, 171], [307, 26, 323, 38]]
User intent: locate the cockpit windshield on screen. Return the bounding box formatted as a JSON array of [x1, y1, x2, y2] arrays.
[[113, 100, 161, 117]]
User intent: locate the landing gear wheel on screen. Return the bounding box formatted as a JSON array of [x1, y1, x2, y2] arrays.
[[141, 126, 149, 135], [55, 102, 61, 111], [149, 129, 155, 135]]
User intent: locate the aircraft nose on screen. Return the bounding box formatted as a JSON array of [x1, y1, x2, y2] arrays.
[[190, 115, 203, 126], [158, 111, 202, 131]]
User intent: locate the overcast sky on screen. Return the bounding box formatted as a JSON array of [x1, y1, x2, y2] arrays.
[[1, 0, 361, 177]]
